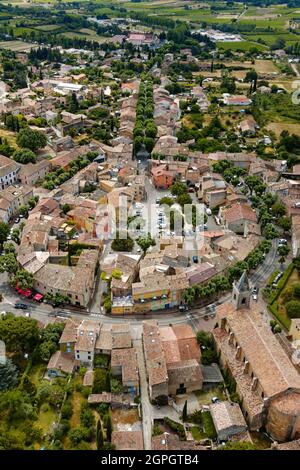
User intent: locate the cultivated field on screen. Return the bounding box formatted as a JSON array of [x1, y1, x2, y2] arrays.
[[0, 40, 36, 51], [266, 122, 300, 138]]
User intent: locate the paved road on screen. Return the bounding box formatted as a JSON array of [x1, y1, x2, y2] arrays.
[[0, 236, 279, 327]]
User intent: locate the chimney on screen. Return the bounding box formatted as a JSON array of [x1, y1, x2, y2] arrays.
[[235, 345, 242, 360], [228, 331, 234, 345], [251, 377, 258, 391], [243, 361, 249, 374], [220, 318, 226, 330]]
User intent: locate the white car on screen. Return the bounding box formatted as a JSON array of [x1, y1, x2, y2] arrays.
[[25, 312, 31, 317]]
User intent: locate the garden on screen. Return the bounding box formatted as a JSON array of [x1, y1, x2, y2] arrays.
[[267, 262, 300, 330]]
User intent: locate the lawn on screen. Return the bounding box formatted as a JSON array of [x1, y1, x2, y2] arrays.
[[254, 59, 279, 74], [0, 128, 18, 147], [28, 363, 47, 386], [37, 405, 57, 435], [275, 267, 300, 329], [194, 386, 225, 406], [190, 425, 206, 441]]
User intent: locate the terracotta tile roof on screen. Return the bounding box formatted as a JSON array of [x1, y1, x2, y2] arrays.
[[47, 350, 75, 374], [143, 321, 168, 387], [215, 302, 300, 398], [224, 203, 257, 224], [111, 348, 139, 385]]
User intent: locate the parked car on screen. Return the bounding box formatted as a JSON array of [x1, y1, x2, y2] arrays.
[[15, 303, 28, 309], [14, 217, 20, 224], [179, 304, 189, 312], [272, 272, 283, 286], [278, 238, 287, 245], [25, 312, 31, 317], [206, 208, 212, 215], [211, 397, 220, 404]]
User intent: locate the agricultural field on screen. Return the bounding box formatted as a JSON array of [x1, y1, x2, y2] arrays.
[[216, 41, 269, 52], [0, 40, 36, 51], [266, 122, 300, 138]]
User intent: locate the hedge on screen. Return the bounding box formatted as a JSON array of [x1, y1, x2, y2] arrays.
[[268, 263, 294, 305], [202, 411, 217, 439], [267, 263, 295, 330], [164, 417, 186, 440]]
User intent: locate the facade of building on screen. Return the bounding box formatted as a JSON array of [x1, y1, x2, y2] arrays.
[[0, 155, 20, 190]]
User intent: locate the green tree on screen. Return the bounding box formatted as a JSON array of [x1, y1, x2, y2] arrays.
[[0, 314, 39, 353], [106, 411, 113, 442], [182, 400, 188, 422], [171, 182, 188, 196], [16, 128, 47, 152], [3, 242, 16, 254], [0, 389, 36, 422], [136, 233, 156, 254], [0, 358, 18, 392], [286, 300, 300, 319], [12, 269, 33, 290], [111, 231, 134, 252], [0, 222, 9, 245], [182, 287, 195, 306], [13, 148, 36, 164], [277, 245, 290, 265], [96, 419, 104, 450], [0, 253, 18, 275]]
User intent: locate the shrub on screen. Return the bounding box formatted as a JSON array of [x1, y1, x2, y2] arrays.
[[189, 410, 203, 425], [286, 300, 300, 318], [92, 369, 108, 393], [80, 403, 95, 429], [164, 417, 186, 440], [155, 395, 168, 406], [61, 400, 73, 420], [152, 423, 163, 437], [202, 411, 217, 439], [96, 403, 110, 418]]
